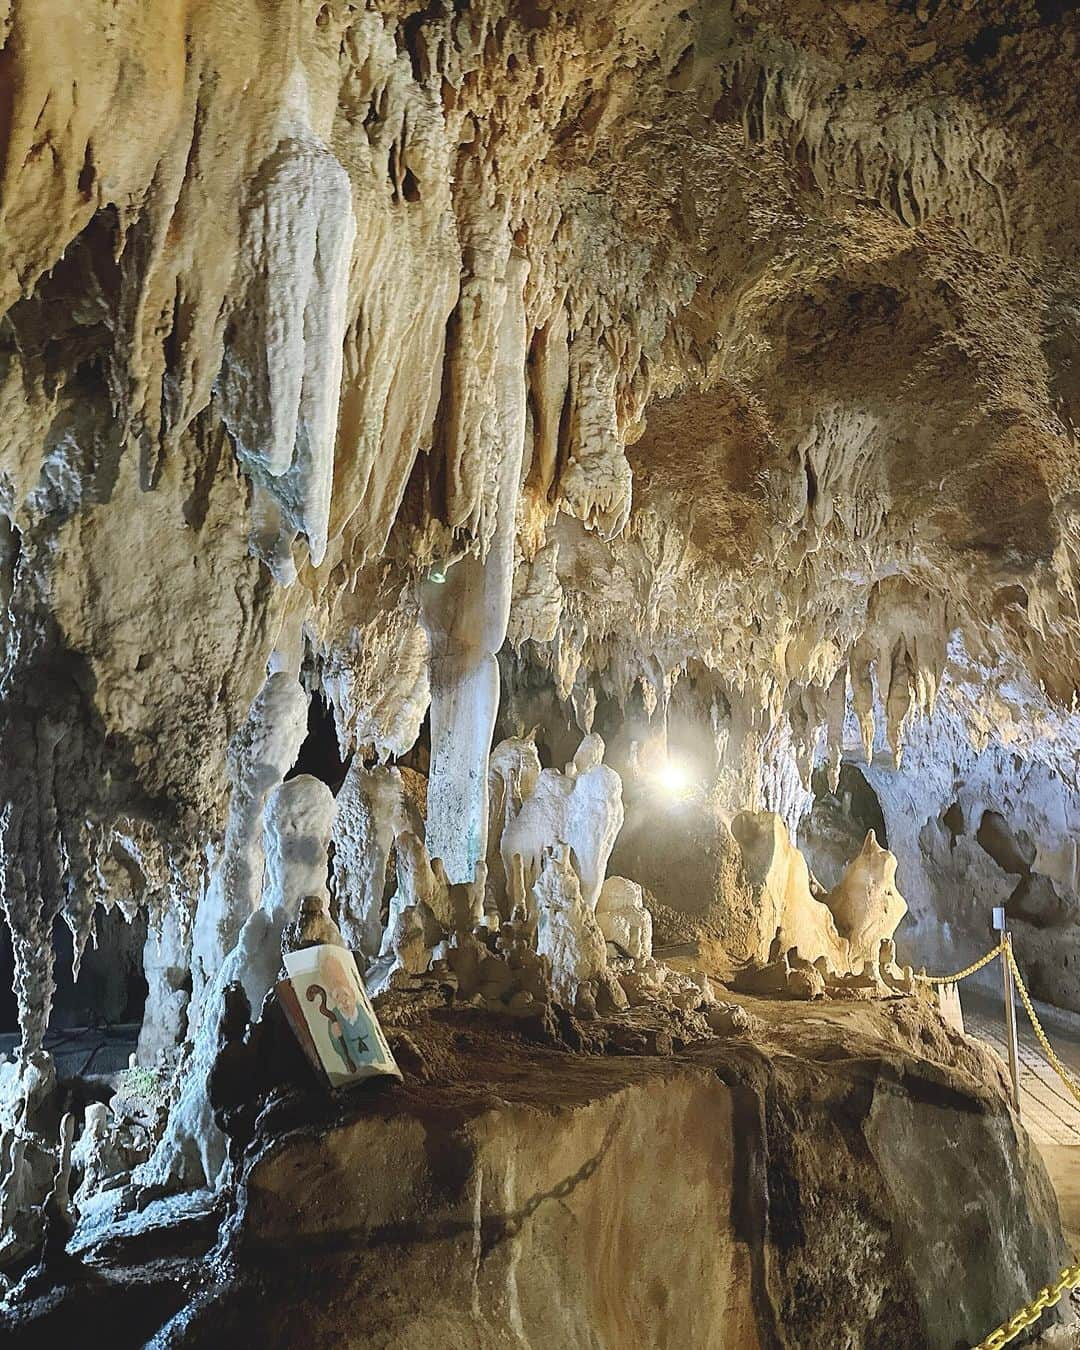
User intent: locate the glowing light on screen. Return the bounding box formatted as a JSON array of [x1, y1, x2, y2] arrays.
[[657, 758, 691, 797], [428, 565, 447, 584]]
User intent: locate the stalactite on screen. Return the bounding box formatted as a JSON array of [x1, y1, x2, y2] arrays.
[[218, 125, 356, 582], [422, 250, 529, 883]]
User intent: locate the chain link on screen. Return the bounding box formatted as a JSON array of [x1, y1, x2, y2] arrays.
[[915, 939, 1005, 985], [1004, 942, 1080, 1110], [975, 1260, 1080, 1349]]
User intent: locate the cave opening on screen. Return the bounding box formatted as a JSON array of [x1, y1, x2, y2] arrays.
[[286, 690, 350, 794], [975, 808, 1034, 876]]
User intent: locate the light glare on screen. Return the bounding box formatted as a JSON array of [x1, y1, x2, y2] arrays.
[[658, 758, 690, 796]]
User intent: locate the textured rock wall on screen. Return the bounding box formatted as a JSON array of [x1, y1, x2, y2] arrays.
[[159, 1002, 1069, 1349], [838, 644, 1080, 1009], [2, 0, 1080, 1036]]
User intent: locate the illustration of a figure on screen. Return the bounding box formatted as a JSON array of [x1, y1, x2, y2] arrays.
[[305, 954, 373, 1074]]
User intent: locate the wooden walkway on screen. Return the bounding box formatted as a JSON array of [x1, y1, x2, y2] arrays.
[[964, 989, 1080, 1147]]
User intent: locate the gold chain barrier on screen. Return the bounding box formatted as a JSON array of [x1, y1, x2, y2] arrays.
[[915, 939, 1005, 986], [913, 938, 1080, 1346], [1004, 941, 1080, 1112], [975, 1261, 1080, 1349]]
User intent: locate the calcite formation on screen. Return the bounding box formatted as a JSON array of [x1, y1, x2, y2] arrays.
[[0, 0, 1077, 1043], [826, 829, 908, 967], [596, 876, 653, 961], [2, 0, 1080, 1338]]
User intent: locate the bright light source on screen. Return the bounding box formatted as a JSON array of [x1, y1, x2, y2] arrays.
[[657, 758, 691, 797], [428, 565, 447, 584]]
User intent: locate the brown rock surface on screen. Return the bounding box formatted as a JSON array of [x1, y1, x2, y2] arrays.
[[94, 999, 1073, 1349]]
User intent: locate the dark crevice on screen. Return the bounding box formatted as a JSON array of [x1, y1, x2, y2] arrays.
[[286, 692, 349, 794], [804, 456, 818, 511], [810, 763, 888, 850], [941, 800, 964, 845], [401, 165, 421, 203]]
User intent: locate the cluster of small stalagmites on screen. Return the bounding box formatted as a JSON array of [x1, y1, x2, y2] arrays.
[[328, 726, 740, 1051], [384, 913, 735, 1056], [734, 935, 915, 1002], [359, 733, 701, 1021]]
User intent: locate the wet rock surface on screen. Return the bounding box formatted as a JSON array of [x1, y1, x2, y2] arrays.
[[2, 996, 1070, 1350]]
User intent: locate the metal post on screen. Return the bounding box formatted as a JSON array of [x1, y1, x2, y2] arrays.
[[993, 906, 1021, 1115]]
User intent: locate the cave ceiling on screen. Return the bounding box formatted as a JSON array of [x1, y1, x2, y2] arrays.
[[0, 0, 1078, 903]]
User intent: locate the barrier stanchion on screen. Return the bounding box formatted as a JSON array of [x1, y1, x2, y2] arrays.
[[993, 907, 1022, 1114]]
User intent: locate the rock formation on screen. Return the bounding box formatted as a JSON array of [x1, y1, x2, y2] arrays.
[[331, 762, 417, 960], [729, 809, 850, 968], [135, 774, 336, 1195], [596, 877, 653, 962], [0, 0, 1078, 1050], [188, 672, 311, 1030], [501, 733, 624, 920], [2, 0, 1080, 1340], [824, 829, 908, 968], [533, 847, 609, 1009]]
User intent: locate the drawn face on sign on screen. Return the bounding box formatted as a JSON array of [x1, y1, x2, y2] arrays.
[[322, 954, 359, 1020]]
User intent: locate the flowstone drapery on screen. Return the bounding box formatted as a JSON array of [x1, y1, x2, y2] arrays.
[[136, 774, 336, 1195]]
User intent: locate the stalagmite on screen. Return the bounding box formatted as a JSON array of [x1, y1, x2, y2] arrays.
[[501, 733, 624, 915], [188, 672, 310, 1028], [136, 775, 335, 1193], [136, 906, 191, 1067], [824, 830, 908, 966], [369, 830, 445, 989], [533, 847, 609, 1008], [0, 1054, 57, 1269], [729, 810, 849, 969], [71, 1103, 125, 1209], [331, 763, 415, 961], [596, 877, 653, 961], [486, 735, 543, 911]]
